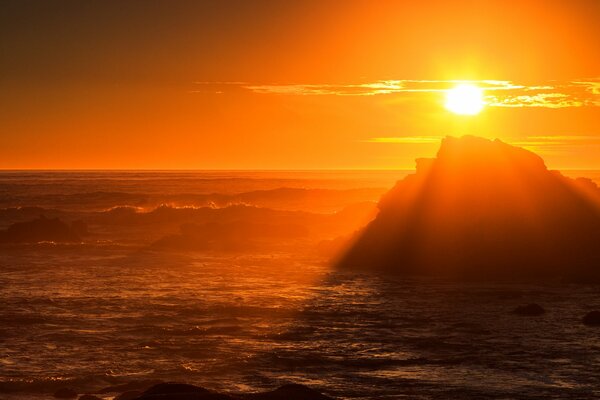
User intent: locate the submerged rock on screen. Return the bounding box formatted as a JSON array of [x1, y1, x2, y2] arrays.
[[338, 136, 600, 281], [512, 303, 545, 316], [582, 311, 600, 326]]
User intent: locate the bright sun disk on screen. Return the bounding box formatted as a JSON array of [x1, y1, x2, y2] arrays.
[[445, 84, 485, 115]]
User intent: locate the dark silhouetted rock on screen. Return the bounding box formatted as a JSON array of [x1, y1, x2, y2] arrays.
[[582, 311, 600, 326], [338, 136, 600, 281], [512, 303, 545, 316], [54, 388, 78, 399], [0, 216, 81, 244], [78, 395, 102, 400]]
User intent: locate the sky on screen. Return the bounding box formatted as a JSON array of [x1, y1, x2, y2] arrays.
[[1, 0, 599, 169]]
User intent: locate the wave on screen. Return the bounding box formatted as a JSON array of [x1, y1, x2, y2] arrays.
[[0, 187, 386, 213], [0, 201, 377, 252]]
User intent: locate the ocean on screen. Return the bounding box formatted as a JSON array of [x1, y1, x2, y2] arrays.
[[1, 170, 600, 399]]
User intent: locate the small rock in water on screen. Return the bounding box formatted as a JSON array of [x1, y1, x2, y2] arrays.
[[54, 388, 78, 399], [583, 311, 600, 326], [512, 303, 545, 316]]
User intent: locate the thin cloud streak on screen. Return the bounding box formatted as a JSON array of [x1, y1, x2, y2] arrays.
[[486, 93, 584, 108], [195, 79, 600, 108]]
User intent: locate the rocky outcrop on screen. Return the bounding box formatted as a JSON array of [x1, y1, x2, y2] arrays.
[[338, 136, 600, 281], [582, 311, 600, 326], [0, 216, 81, 243]]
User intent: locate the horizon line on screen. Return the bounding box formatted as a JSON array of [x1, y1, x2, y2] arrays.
[[0, 167, 599, 172], [0, 168, 417, 172]]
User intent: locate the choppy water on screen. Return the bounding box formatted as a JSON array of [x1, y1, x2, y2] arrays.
[[1, 171, 600, 399]]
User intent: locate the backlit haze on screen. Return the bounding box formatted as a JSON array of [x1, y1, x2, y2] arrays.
[[1, 0, 599, 169]]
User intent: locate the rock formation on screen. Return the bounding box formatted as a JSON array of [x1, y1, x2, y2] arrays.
[[0, 216, 81, 244], [338, 136, 600, 281]]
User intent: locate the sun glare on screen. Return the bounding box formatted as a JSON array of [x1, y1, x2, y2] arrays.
[[445, 84, 485, 115]]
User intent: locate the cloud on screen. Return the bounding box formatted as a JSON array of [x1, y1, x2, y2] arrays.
[[485, 80, 600, 108], [194, 78, 600, 108], [573, 80, 600, 95], [199, 79, 521, 96], [486, 93, 584, 108]]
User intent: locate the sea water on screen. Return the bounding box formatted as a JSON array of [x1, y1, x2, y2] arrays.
[[1, 170, 600, 399]]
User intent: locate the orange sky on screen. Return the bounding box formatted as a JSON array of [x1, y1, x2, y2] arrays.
[[1, 0, 599, 169]]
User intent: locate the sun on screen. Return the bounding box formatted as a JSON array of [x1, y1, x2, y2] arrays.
[[444, 84, 485, 115]]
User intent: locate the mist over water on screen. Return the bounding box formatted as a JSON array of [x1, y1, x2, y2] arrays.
[[1, 170, 600, 399]]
